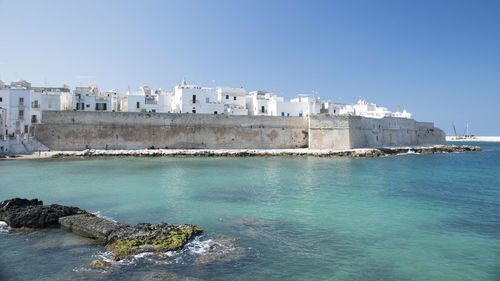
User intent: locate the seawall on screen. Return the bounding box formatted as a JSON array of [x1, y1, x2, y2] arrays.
[[33, 111, 445, 151], [33, 111, 309, 150], [308, 115, 445, 149]]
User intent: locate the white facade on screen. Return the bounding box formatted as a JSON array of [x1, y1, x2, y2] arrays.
[[217, 87, 248, 115], [246, 91, 284, 116], [352, 99, 392, 119], [0, 107, 6, 139], [121, 86, 173, 113], [392, 109, 412, 119], [0, 80, 37, 136], [172, 79, 224, 114], [73, 84, 112, 111], [32, 86, 73, 111]]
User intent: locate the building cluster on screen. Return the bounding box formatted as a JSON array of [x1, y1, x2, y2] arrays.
[[0, 78, 412, 139]]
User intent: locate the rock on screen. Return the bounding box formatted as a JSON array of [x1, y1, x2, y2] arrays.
[[59, 214, 128, 242], [105, 223, 203, 261], [141, 272, 204, 281], [0, 198, 204, 263], [89, 260, 112, 268], [195, 237, 246, 265], [0, 198, 87, 228]]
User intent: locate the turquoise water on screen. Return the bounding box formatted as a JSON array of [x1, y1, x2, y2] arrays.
[[0, 143, 499, 280]]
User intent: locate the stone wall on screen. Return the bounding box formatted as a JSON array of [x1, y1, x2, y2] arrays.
[[34, 111, 445, 151], [34, 111, 309, 150], [309, 115, 445, 149]]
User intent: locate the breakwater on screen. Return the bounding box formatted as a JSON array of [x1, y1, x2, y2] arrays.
[[33, 111, 445, 151]]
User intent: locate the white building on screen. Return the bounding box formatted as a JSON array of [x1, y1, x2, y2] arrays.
[[172, 79, 224, 114], [73, 84, 113, 111], [120, 86, 173, 113], [246, 91, 284, 116], [391, 109, 412, 119], [32, 85, 73, 111], [0, 80, 38, 136], [217, 87, 248, 115], [352, 99, 392, 118]]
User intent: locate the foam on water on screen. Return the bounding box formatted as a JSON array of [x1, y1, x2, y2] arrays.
[[0, 221, 9, 233], [91, 211, 118, 222]]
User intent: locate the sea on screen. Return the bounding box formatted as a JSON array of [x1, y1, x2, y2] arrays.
[[0, 142, 499, 281]]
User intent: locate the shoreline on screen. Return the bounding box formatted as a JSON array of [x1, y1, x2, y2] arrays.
[[446, 136, 500, 142], [0, 145, 482, 160]]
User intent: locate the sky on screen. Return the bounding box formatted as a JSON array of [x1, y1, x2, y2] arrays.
[[0, 0, 499, 135]]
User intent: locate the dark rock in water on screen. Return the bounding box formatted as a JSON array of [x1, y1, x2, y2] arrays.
[[59, 214, 128, 242], [195, 237, 246, 265], [0, 198, 87, 228], [141, 272, 204, 281], [1, 198, 204, 262]]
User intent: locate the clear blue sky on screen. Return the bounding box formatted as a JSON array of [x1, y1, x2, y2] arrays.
[[1, 0, 499, 135]]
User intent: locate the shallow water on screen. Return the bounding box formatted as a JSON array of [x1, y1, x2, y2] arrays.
[[1, 142, 499, 280]]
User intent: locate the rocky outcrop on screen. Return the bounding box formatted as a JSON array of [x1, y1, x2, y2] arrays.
[[1, 198, 203, 261], [45, 145, 482, 159], [0, 198, 87, 228], [59, 214, 128, 242], [104, 222, 202, 261]]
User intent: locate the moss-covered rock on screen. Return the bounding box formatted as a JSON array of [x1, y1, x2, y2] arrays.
[[106, 224, 203, 261]]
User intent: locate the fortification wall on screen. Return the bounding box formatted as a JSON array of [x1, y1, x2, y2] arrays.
[[34, 111, 309, 150], [309, 115, 445, 149], [34, 111, 445, 151]]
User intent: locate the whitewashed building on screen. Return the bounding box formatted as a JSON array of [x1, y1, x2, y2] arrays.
[[352, 99, 392, 118], [217, 87, 248, 115], [391, 109, 412, 119], [246, 91, 284, 116], [0, 80, 38, 136], [121, 86, 173, 113], [73, 84, 114, 111], [32, 85, 73, 111], [172, 79, 224, 114]]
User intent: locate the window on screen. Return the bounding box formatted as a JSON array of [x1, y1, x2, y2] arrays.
[[86, 104, 90, 108], [192, 109, 196, 113], [0, 97, 2, 102], [24, 125, 28, 133], [19, 97, 24, 105], [226, 95, 229, 99], [31, 115, 37, 123], [214, 111, 217, 115], [261, 106, 265, 113], [19, 110, 24, 119], [233, 96, 237, 101], [152, 109, 156, 113], [192, 95, 196, 104], [136, 102, 140, 109], [96, 103, 107, 111], [206, 97, 210, 103]]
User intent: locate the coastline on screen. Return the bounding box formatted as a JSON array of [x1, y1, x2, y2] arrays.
[[446, 136, 500, 142], [0, 145, 481, 160]]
